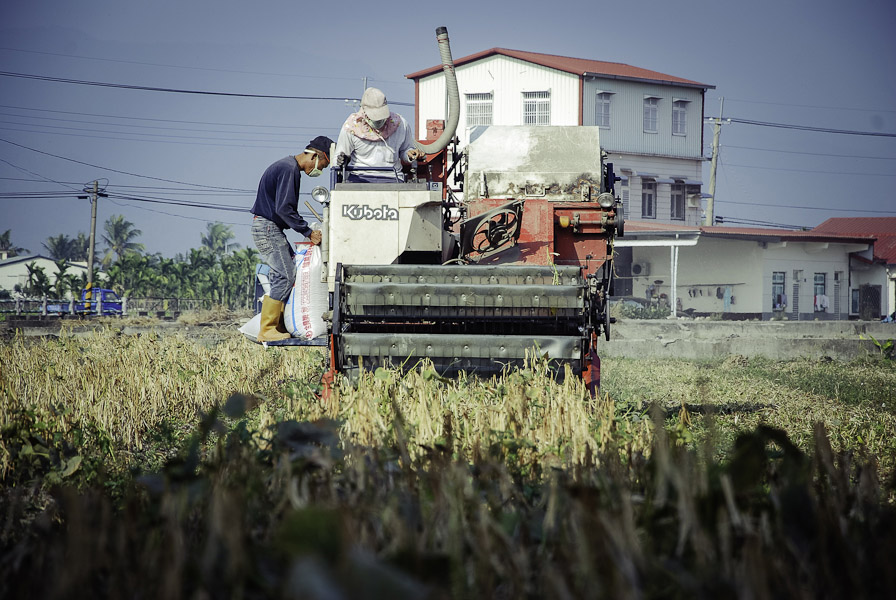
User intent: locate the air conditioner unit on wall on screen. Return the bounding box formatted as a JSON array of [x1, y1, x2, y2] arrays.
[[631, 262, 650, 277], [687, 194, 701, 208]]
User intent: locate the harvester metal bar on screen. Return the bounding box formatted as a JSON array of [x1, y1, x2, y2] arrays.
[[264, 336, 328, 347], [342, 264, 583, 286], [343, 282, 584, 317], [342, 333, 581, 362]]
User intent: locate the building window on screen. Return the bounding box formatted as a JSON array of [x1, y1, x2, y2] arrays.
[[814, 273, 827, 312], [772, 271, 786, 311], [672, 100, 688, 135], [641, 180, 656, 218], [465, 92, 493, 128], [643, 97, 659, 133], [670, 184, 685, 220], [851, 289, 860, 314], [595, 92, 611, 128], [522, 91, 551, 125]]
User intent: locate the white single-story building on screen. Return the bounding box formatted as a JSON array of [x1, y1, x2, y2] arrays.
[[619, 221, 877, 320], [0, 254, 91, 297], [812, 217, 896, 320]]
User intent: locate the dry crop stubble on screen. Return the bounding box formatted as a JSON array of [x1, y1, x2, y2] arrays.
[[3, 325, 896, 598], [2, 326, 894, 481]]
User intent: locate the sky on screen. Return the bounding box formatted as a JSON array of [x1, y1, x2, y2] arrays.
[[1, 0, 894, 259]]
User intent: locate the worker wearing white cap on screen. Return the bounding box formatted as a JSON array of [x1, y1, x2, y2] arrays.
[[334, 87, 423, 182]]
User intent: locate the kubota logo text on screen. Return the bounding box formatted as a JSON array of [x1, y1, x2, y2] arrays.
[[342, 204, 399, 221]]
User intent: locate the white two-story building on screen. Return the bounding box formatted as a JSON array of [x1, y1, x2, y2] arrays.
[[407, 47, 714, 228]]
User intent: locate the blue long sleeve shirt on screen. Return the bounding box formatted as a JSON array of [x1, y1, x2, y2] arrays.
[[251, 156, 312, 237]]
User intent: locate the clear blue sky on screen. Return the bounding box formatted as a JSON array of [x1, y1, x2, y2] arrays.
[[2, 0, 894, 258]]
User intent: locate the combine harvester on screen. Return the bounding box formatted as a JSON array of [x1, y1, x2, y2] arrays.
[[271, 27, 624, 395]]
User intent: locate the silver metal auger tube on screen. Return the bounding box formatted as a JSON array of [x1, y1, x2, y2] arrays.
[[415, 27, 459, 155]]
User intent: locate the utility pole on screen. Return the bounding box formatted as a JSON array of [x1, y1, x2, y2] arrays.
[[81, 180, 101, 310], [705, 97, 730, 226], [87, 181, 98, 308]]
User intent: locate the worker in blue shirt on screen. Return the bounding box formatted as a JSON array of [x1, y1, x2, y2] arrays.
[[250, 135, 333, 342]]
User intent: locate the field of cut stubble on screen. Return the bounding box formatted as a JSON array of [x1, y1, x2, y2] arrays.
[[2, 321, 895, 599]]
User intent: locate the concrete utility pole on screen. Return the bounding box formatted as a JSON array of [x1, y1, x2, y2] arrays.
[[79, 181, 106, 309], [85, 180, 99, 309], [705, 97, 730, 226]]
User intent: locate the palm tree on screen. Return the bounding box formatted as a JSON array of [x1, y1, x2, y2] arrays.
[[222, 247, 259, 308], [43, 234, 79, 261], [51, 259, 80, 298], [72, 232, 92, 262], [200, 222, 239, 257], [17, 262, 53, 297], [0, 229, 28, 258], [101, 215, 144, 267]]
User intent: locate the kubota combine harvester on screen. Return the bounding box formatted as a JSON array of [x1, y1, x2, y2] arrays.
[[270, 27, 624, 395]]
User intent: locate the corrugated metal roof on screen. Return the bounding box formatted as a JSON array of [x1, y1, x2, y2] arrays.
[[701, 225, 875, 244], [813, 217, 896, 236], [626, 220, 700, 234], [813, 217, 896, 264], [406, 48, 714, 89]]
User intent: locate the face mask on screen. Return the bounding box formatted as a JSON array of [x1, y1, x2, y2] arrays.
[[306, 153, 323, 177], [368, 117, 387, 130]]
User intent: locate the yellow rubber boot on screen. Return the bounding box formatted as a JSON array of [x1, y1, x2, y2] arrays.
[[258, 296, 291, 342], [276, 307, 289, 335]]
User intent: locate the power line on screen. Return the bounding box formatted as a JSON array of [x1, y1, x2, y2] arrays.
[[0, 119, 324, 142], [724, 96, 896, 114], [0, 103, 330, 129], [0, 70, 414, 106], [0, 176, 248, 195], [723, 162, 896, 177], [727, 117, 896, 138], [0, 137, 254, 191], [715, 198, 896, 214], [104, 193, 249, 212], [713, 216, 807, 230], [105, 197, 248, 226], [0, 46, 408, 85], [0, 156, 83, 192], [0, 113, 325, 136], [725, 144, 896, 161], [0, 125, 304, 150]]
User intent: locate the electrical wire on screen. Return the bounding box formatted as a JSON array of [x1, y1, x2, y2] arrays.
[[0, 113, 328, 136], [0, 137, 254, 191], [724, 144, 896, 161], [0, 119, 326, 143], [713, 217, 806, 230], [0, 46, 407, 84], [0, 103, 331, 129], [0, 125, 303, 150], [722, 162, 896, 177], [726, 117, 896, 138], [715, 198, 896, 214], [0, 70, 414, 106], [723, 96, 896, 114]]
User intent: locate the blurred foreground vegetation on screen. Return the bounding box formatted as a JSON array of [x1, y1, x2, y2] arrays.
[[1, 327, 895, 599]]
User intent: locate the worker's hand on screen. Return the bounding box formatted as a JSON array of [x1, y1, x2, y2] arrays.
[[335, 153, 348, 167], [308, 230, 322, 245], [406, 148, 425, 161]]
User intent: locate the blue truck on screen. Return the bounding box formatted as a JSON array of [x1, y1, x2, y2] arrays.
[[46, 288, 123, 316]]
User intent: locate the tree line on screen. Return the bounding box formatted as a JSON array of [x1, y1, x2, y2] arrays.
[[1, 219, 258, 310]]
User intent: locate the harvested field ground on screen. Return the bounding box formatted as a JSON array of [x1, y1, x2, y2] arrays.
[[2, 320, 895, 599]]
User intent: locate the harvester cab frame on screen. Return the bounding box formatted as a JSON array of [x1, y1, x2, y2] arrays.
[[265, 26, 624, 397]]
